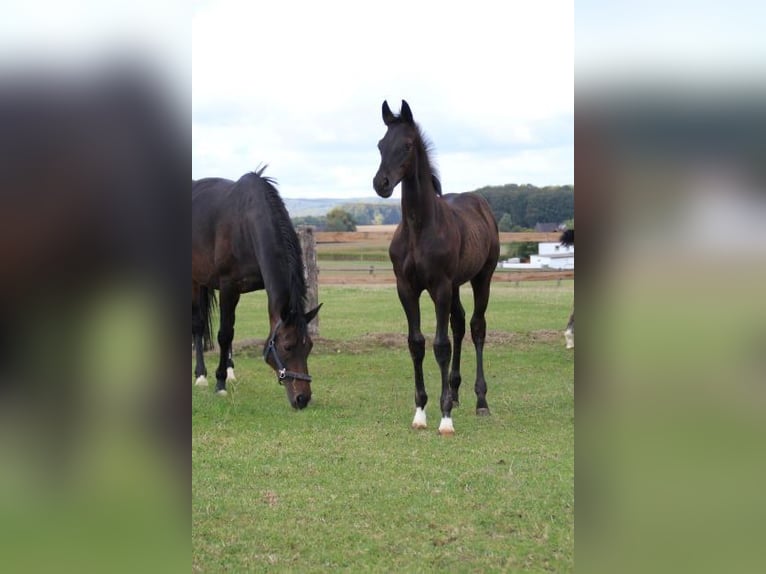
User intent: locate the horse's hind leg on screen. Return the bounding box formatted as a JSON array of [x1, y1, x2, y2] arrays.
[[192, 284, 208, 387], [448, 288, 466, 406], [564, 308, 574, 349], [470, 273, 492, 416]]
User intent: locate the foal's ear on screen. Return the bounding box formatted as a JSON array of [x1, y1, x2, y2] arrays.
[[305, 303, 323, 324], [382, 100, 395, 125], [400, 100, 414, 124]]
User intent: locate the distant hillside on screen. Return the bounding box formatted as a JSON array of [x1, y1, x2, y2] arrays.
[[287, 183, 573, 231], [283, 197, 389, 218]]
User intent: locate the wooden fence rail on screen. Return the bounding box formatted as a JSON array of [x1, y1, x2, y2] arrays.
[[314, 231, 563, 243], [308, 230, 572, 284]]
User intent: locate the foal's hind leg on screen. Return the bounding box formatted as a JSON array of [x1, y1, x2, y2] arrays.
[[470, 273, 492, 416], [448, 288, 466, 406]]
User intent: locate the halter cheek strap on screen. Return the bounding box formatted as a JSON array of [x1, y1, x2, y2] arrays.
[[262, 319, 313, 384]]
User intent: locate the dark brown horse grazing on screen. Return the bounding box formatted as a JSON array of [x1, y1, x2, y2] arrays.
[[192, 169, 321, 408], [560, 229, 575, 349], [373, 100, 500, 435]]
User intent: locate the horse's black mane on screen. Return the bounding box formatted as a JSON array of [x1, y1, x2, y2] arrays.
[[233, 168, 308, 331]]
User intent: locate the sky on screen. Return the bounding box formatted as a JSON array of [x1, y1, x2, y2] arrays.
[[192, 0, 574, 198]]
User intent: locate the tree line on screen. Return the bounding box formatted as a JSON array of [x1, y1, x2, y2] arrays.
[[291, 184, 574, 232]]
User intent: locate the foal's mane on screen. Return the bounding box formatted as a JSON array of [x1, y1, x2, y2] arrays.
[[233, 168, 308, 331], [389, 113, 442, 196]]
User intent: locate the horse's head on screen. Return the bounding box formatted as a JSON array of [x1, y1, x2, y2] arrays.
[[373, 99, 418, 198], [263, 304, 322, 409]]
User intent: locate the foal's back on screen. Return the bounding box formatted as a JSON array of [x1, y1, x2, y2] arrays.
[[440, 192, 499, 281]]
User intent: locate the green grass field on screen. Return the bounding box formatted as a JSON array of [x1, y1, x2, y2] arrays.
[[193, 282, 574, 572]]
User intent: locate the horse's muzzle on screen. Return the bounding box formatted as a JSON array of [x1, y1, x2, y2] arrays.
[[294, 394, 310, 410]]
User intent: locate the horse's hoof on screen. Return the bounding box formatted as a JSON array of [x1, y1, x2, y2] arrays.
[[194, 375, 208, 387], [476, 407, 491, 416], [437, 427, 455, 436], [411, 421, 428, 430], [215, 389, 228, 397]]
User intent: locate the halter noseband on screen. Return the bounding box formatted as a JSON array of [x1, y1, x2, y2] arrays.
[[262, 319, 312, 384]]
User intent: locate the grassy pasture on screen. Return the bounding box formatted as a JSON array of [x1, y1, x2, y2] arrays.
[[193, 282, 574, 572]]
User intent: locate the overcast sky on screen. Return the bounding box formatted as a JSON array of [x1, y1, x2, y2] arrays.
[[192, 0, 574, 198]]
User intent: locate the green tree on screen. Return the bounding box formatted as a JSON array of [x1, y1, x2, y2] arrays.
[[497, 213, 514, 232], [325, 207, 357, 232]]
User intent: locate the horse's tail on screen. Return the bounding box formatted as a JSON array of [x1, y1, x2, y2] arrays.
[[560, 229, 574, 247], [200, 286, 218, 351]]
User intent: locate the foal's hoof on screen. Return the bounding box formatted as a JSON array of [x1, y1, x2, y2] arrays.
[[437, 417, 455, 436], [215, 389, 228, 397], [476, 407, 491, 416], [411, 408, 427, 429], [194, 375, 208, 387]]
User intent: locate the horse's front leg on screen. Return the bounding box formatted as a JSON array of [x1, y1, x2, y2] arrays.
[[214, 284, 240, 396], [397, 282, 427, 429], [431, 284, 455, 435], [226, 349, 236, 382]]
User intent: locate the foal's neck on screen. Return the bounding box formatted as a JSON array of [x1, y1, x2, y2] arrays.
[[400, 145, 437, 231]]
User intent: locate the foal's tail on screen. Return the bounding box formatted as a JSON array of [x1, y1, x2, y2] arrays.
[[560, 229, 574, 247], [199, 286, 218, 351]]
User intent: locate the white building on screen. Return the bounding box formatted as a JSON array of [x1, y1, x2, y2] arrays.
[[499, 242, 574, 270]]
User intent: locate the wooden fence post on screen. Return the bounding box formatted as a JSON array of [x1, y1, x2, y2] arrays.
[[298, 226, 319, 336]]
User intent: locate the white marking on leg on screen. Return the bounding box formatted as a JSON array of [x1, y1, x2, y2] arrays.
[[438, 416, 455, 435], [226, 367, 236, 382], [215, 389, 228, 397], [411, 407, 427, 429], [194, 375, 208, 387], [565, 328, 574, 349]]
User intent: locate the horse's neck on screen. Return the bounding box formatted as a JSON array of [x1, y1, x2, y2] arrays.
[[400, 152, 437, 232]]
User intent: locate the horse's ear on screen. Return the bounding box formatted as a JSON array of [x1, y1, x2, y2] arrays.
[[305, 303, 323, 324], [382, 101, 395, 125], [400, 100, 414, 124]]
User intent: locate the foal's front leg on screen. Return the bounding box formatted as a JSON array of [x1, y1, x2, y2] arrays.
[[397, 283, 427, 429], [432, 284, 455, 435]]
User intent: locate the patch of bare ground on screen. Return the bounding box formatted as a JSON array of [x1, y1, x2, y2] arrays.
[[229, 330, 561, 356], [317, 271, 572, 285]]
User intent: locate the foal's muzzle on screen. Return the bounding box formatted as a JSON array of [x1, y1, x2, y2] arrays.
[[373, 172, 394, 198]]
